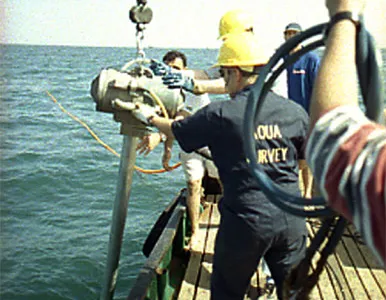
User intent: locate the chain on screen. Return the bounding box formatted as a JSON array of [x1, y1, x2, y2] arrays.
[[129, 1, 153, 61], [135, 24, 146, 59]]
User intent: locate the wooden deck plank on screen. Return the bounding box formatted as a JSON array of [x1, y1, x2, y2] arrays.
[[307, 219, 364, 300], [196, 204, 220, 299], [177, 205, 212, 300], [195, 260, 212, 299], [338, 228, 385, 299], [179, 203, 386, 300], [304, 220, 337, 300], [339, 238, 373, 299], [320, 246, 357, 300], [331, 238, 367, 299], [344, 225, 386, 297], [306, 219, 386, 300]]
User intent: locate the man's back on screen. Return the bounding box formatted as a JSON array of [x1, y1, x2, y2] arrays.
[[173, 87, 309, 210], [172, 86, 309, 300], [287, 51, 320, 113]]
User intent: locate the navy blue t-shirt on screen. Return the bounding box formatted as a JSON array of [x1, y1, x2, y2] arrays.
[[286, 51, 320, 114], [172, 87, 309, 215]]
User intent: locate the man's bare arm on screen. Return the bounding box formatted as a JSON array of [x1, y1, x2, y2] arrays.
[[309, 9, 359, 128], [194, 78, 227, 94]]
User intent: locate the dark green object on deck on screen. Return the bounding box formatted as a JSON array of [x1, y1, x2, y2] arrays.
[[128, 191, 191, 299]]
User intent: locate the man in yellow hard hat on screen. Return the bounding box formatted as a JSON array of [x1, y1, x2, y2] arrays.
[[131, 33, 308, 300], [151, 9, 288, 97], [218, 9, 254, 39]]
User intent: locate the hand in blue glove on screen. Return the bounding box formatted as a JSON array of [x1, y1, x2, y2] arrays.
[[162, 72, 195, 93], [149, 59, 172, 76]]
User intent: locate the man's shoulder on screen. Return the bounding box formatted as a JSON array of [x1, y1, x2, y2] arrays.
[[185, 92, 211, 105], [202, 97, 248, 121], [266, 92, 309, 119], [206, 98, 237, 112], [190, 99, 227, 118]]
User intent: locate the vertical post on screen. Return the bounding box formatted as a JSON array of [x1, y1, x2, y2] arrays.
[[100, 135, 138, 300]]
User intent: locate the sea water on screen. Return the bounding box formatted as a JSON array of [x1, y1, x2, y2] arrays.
[[0, 45, 224, 300], [1, 44, 385, 300]]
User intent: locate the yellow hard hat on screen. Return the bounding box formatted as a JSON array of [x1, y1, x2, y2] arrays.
[[215, 33, 269, 68], [218, 10, 254, 39]]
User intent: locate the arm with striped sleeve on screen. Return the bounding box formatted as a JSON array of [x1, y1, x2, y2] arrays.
[[306, 105, 386, 267]]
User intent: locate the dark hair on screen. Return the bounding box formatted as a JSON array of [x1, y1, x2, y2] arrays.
[[162, 50, 187, 67]]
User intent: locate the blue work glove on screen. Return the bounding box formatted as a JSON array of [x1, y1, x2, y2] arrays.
[[162, 72, 195, 93], [131, 103, 159, 125], [149, 59, 172, 76]]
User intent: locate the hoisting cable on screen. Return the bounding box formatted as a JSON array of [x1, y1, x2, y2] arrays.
[[46, 91, 181, 174], [129, 0, 152, 61]]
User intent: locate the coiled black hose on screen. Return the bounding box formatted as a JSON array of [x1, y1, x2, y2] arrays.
[[243, 18, 384, 217]]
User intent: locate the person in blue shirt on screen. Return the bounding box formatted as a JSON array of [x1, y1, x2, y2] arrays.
[[284, 22, 321, 114], [130, 33, 308, 300], [284, 22, 319, 201]]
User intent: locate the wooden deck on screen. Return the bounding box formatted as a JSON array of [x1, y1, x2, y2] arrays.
[[177, 197, 386, 300]]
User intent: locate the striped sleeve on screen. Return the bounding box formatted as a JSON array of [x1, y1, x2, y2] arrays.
[[306, 105, 386, 267]]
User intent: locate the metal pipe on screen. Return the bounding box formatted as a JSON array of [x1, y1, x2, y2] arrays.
[[100, 135, 139, 300]]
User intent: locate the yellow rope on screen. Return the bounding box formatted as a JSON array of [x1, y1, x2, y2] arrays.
[[148, 89, 169, 119], [46, 91, 181, 174]]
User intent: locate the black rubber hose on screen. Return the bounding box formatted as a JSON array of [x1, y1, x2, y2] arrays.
[[243, 19, 384, 218], [356, 18, 384, 122]]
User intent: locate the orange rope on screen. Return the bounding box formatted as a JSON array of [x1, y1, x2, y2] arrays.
[[46, 91, 181, 174]]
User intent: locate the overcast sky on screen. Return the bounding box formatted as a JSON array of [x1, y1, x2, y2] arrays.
[[1, 0, 385, 51]]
